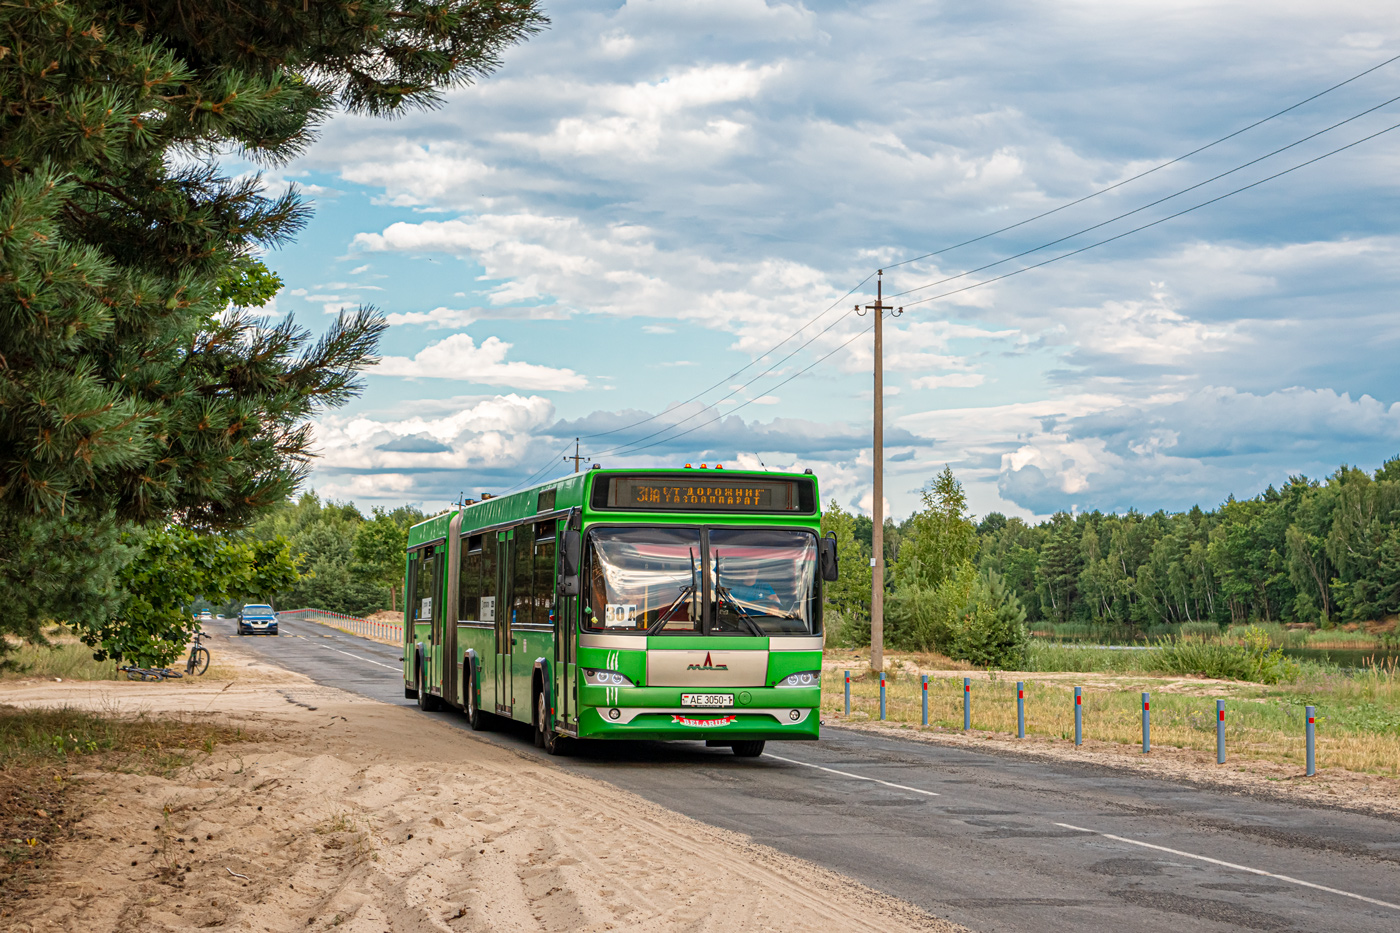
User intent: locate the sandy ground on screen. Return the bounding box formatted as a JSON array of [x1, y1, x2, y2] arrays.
[[3, 648, 958, 933], [823, 654, 1400, 818]]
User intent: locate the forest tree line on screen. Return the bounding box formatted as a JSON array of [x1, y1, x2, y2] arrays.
[[822, 456, 1400, 653], [237, 494, 427, 618]]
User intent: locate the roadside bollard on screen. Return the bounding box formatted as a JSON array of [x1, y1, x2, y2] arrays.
[[922, 674, 929, 726], [845, 670, 851, 716], [1217, 699, 1226, 764], [963, 677, 971, 731], [880, 671, 887, 721], [1142, 692, 1151, 754], [1074, 686, 1083, 746], [1306, 705, 1315, 776], [1016, 681, 1025, 738]]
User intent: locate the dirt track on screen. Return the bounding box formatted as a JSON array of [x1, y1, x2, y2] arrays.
[[3, 648, 957, 933]]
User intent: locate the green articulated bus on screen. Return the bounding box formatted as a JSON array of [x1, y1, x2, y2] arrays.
[[401, 467, 839, 756]]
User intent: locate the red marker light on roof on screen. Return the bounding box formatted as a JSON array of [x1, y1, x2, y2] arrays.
[[715, 463, 724, 469], [684, 463, 692, 469], [700, 463, 708, 469]]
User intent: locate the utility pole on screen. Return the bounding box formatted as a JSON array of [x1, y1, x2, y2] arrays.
[[857, 270, 901, 674], [564, 438, 589, 473]]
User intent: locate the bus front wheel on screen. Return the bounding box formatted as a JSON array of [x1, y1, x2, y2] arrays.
[[537, 690, 565, 756], [731, 740, 765, 758]]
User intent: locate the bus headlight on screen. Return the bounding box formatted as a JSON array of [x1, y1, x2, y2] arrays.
[[584, 669, 636, 687], [776, 671, 819, 688]]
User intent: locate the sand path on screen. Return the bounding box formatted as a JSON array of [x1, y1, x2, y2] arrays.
[[4, 646, 959, 933]]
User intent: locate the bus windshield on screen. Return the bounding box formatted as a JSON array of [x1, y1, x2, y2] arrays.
[[709, 528, 818, 635], [586, 527, 702, 633], [583, 526, 819, 636]]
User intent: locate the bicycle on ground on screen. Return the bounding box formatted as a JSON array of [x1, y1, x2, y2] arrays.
[[119, 665, 184, 682]]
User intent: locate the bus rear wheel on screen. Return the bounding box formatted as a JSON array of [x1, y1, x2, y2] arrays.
[[731, 740, 765, 758], [465, 661, 486, 731], [416, 667, 443, 712]]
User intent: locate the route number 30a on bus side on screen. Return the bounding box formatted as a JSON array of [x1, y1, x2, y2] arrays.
[[604, 603, 637, 627]]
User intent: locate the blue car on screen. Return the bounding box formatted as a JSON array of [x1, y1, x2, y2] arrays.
[[237, 604, 278, 636]]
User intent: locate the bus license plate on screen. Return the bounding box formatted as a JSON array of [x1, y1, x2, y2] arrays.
[[682, 694, 733, 708]]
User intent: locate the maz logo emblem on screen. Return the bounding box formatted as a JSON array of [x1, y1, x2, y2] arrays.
[[687, 652, 729, 672]]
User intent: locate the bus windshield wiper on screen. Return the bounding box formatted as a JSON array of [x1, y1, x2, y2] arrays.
[[711, 550, 763, 636], [648, 547, 699, 633]]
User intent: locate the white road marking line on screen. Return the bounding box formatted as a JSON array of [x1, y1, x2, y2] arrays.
[[764, 753, 939, 796], [1055, 823, 1400, 911], [314, 643, 400, 671]]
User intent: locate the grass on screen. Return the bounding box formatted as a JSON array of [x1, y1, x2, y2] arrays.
[[0, 705, 252, 901], [1, 625, 229, 682], [1024, 636, 1303, 683], [1035, 618, 1399, 651], [0, 637, 117, 681], [823, 655, 1400, 777]]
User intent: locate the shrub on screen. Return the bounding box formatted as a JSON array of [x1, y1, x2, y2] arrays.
[[1148, 625, 1301, 684], [885, 564, 977, 652], [1179, 621, 1220, 640], [949, 572, 1029, 669]]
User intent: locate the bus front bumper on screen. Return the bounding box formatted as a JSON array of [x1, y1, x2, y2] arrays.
[[576, 704, 819, 741]]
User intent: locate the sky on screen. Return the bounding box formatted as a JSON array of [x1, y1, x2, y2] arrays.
[[232, 0, 1400, 522]]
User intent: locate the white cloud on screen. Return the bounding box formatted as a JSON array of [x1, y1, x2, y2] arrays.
[[255, 0, 1400, 518], [375, 332, 589, 391], [383, 305, 571, 328], [911, 372, 986, 389]]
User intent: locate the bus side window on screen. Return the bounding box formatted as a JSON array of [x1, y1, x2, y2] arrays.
[[512, 523, 535, 625], [585, 538, 606, 630], [534, 520, 555, 625], [405, 552, 419, 622], [460, 534, 482, 621], [414, 548, 437, 621]]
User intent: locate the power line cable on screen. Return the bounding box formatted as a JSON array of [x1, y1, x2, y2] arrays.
[[594, 95, 1400, 455], [498, 441, 574, 495], [886, 50, 1400, 270], [576, 271, 876, 442], [899, 118, 1400, 309], [586, 293, 869, 458], [512, 53, 1400, 479], [890, 90, 1400, 300], [606, 117, 1400, 457]]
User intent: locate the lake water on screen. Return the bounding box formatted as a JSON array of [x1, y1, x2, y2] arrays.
[[1281, 647, 1399, 670]]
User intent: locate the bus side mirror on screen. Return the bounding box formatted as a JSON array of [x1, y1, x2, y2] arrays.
[[819, 534, 839, 581], [560, 530, 582, 596]]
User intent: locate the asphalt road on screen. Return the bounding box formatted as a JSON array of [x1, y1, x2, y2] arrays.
[[218, 617, 1400, 932]]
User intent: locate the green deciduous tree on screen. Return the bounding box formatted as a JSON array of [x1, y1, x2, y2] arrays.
[[354, 508, 411, 611], [249, 492, 424, 616], [87, 527, 298, 665], [820, 499, 872, 646], [891, 466, 977, 590]]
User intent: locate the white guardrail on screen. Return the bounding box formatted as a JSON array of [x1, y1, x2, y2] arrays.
[[279, 608, 403, 647]]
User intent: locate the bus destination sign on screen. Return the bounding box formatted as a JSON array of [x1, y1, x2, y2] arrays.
[[606, 477, 802, 513]]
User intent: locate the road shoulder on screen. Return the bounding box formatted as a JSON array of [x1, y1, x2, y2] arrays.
[[3, 646, 962, 933], [830, 718, 1400, 821]]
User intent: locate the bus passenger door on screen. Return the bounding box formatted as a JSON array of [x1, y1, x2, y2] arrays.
[[411, 546, 442, 696], [511, 523, 542, 724], [554, 519, 573, 726], [495, 530, 513, 715], [428, 544, 444, 697]]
